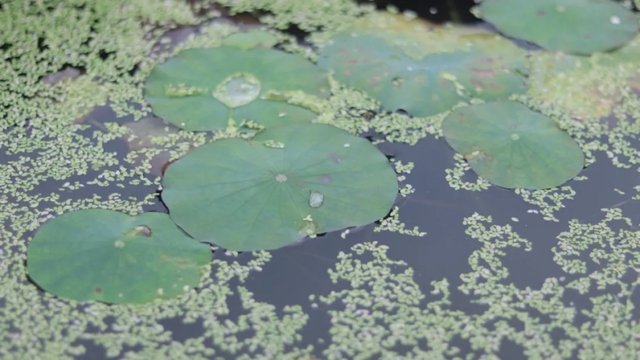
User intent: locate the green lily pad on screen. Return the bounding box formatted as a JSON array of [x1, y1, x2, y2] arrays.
[[145, 47, 330, 131], [27, 210, 211, 304], [442, 101, 584, 189], [222, 30, 279, 50], [161, 123, 398, 251], [477, 0, 639, 55], [350, 11, 528, 61], [317, 34, 526, 117]]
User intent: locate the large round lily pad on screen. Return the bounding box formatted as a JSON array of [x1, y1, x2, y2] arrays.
[[442, 101, 584, 189], [161, 123, 398, 251], [145, 47, 330, 131], [317, 34, 526, 117], [478, 0, 639, 55], [27, 210, 211, 304]]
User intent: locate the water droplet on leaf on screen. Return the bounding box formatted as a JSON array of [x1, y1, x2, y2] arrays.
[[309, 190, 324, 208], [212, 73, 261, 108]]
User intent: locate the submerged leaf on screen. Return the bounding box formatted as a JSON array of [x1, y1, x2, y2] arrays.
[[317, 34, 526, 117], [350, 11, 528, 60], [222, 30, 279, 50], [26, 210, 211, 304], [442, 101, 584, 189], [161, 123, 398, 251], [145, 47, 330, 131], [478, 0, 639, 55]]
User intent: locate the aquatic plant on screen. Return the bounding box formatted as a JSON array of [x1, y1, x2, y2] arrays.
[[222, 29, 280, 50], [145, 46, 330, 131], [477, 0, 639, 54], [27, 210, 211, 304], [161, 123, 398, 251], [3, 0, 640, 357], [317, 34, 526, 117], [442, 101, 585, 189]]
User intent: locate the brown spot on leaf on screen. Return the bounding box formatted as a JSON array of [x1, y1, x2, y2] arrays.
[[160, 254, 192, 266], [469, 67, 496, 79], [475, 57, 496, 64], [328, 153, 342, 164], [344, 69, 351, 76], [320, 175, 331, 183], [95, 287, 103, 294], [161, 160, 175, 176], [537, 10, 546, 16], [348, 59, 359, 65], [470, 78, 483, 86], [135, 225, 152, 237]]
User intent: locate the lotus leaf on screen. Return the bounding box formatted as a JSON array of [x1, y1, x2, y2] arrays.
[[350, 11, 528, 61], [317, 34, 526, 117], [478, 0, 639, 55], [222, 30, 279, 50], [145, 47, 330, 131], [161, 123, 398, 251], [442, 101, 584, 189], [27, 210, 211, 304]]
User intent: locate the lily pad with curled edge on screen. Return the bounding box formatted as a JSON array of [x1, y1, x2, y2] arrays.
[[442, 101, 585, 189], [144, 47, 330, 131], [477, 0, 639, 55], [222, 30, 279, 50], [26, 210, 211, 304], [317, 34, 526, 117], [161, 123, 398, 251]]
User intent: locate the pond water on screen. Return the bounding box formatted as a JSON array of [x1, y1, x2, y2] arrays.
[[2, 0, 640, 359]]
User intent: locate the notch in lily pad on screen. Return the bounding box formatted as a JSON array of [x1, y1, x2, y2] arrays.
[[26, 210, 211, 304], [442, 101, 585, 189], [145, 46, 330, 131], [317, 34, 526, 117], [477, 0, 639, 55], [161, 123, 399, 251]]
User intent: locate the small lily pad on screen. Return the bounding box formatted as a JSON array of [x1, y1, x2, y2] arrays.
[[477, 0, 639, 55], [317, 34, 526, 117], [222, 30, 279, 50], [27, 210, 211, 304], [442, 101, 584, 189], [161, 123, 398, 251], [145, 47, 330, 131]]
